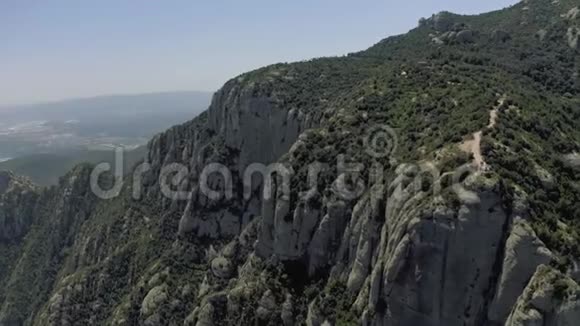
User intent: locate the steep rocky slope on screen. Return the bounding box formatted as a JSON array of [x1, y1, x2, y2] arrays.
[[2, 0, 580, 325]]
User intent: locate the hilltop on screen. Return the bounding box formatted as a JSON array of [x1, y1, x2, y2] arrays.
[[1, 1, 580, 325]]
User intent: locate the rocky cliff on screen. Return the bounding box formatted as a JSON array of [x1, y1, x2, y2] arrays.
[[0, 171, 37, 242], [2, 0, 580, 325]]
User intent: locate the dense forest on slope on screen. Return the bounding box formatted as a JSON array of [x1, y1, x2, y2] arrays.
[[2, 1, 580, 325]]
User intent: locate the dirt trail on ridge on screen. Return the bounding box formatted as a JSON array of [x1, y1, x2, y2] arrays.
[[460, 96, 505, 170]]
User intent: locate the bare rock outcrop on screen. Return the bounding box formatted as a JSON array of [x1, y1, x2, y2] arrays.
[[431, 12, 456, 32], [492, 30, 512, 42], [563, 7, 579, 20], [211, 256, 234, 279], [567, 27, 580, 49], [207, 80, 311, 170], [255, 186, 324, 263], [488, 219, 554, 323], [0, 171, 38, 242], [141, 284, 169, 317], [505, 265, 580, 326], [366, 173, 510, 326], [456, 30, 475, 43]]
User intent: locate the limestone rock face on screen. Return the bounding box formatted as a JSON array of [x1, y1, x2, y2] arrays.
[[0, 166, 98, 326], [567, 27, 580, 49], [195, 303, 215, 326], [563, 153, 580, 168], [534, 164, 556, 190], [488, 219, 554, 323], [456, 29, 475, 43], [492, 30, 512, 42], [365, 174, 510, 326], [281, 294, 294, 326], [563, 7, 579, 20], [537, 29, 548, 41], [207, 80, 310, 170], [431, 29, 476, 45], [307, 199, 348, 276], [4, 3, 580, 325], [0, 171, 38, 242], [431, 12, 455, 31], [248, 161, 552, 326], [342, 190, 384, 293], [207, 155, 561, 326], [210, 256, 234, 279], [306, 300, 323, 326], [141, 285, 168, 317], [146, 74, 320, 245], [505, 266, 580, 326], [256, 290, 277, 320], [255, 187, 324, 263]]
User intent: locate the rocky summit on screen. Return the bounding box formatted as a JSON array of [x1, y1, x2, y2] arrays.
[[2, 0, 580, 325]]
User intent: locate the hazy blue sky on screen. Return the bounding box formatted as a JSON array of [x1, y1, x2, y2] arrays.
[[1, 0, 518, 106]]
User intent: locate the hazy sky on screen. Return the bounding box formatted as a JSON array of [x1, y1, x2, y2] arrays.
[[1, 0, 519, 106]]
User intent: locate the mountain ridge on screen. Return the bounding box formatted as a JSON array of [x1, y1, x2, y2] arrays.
[[1, 1, 580, 325], [0, 91, 213, 112]]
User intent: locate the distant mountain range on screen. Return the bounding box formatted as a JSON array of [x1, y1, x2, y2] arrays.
[[0, 91, 212, 154], [0, 91, 212, 116], [0, 91, 212, 137], [4, 1, 580, 325], [0, 91, 212, 185]]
